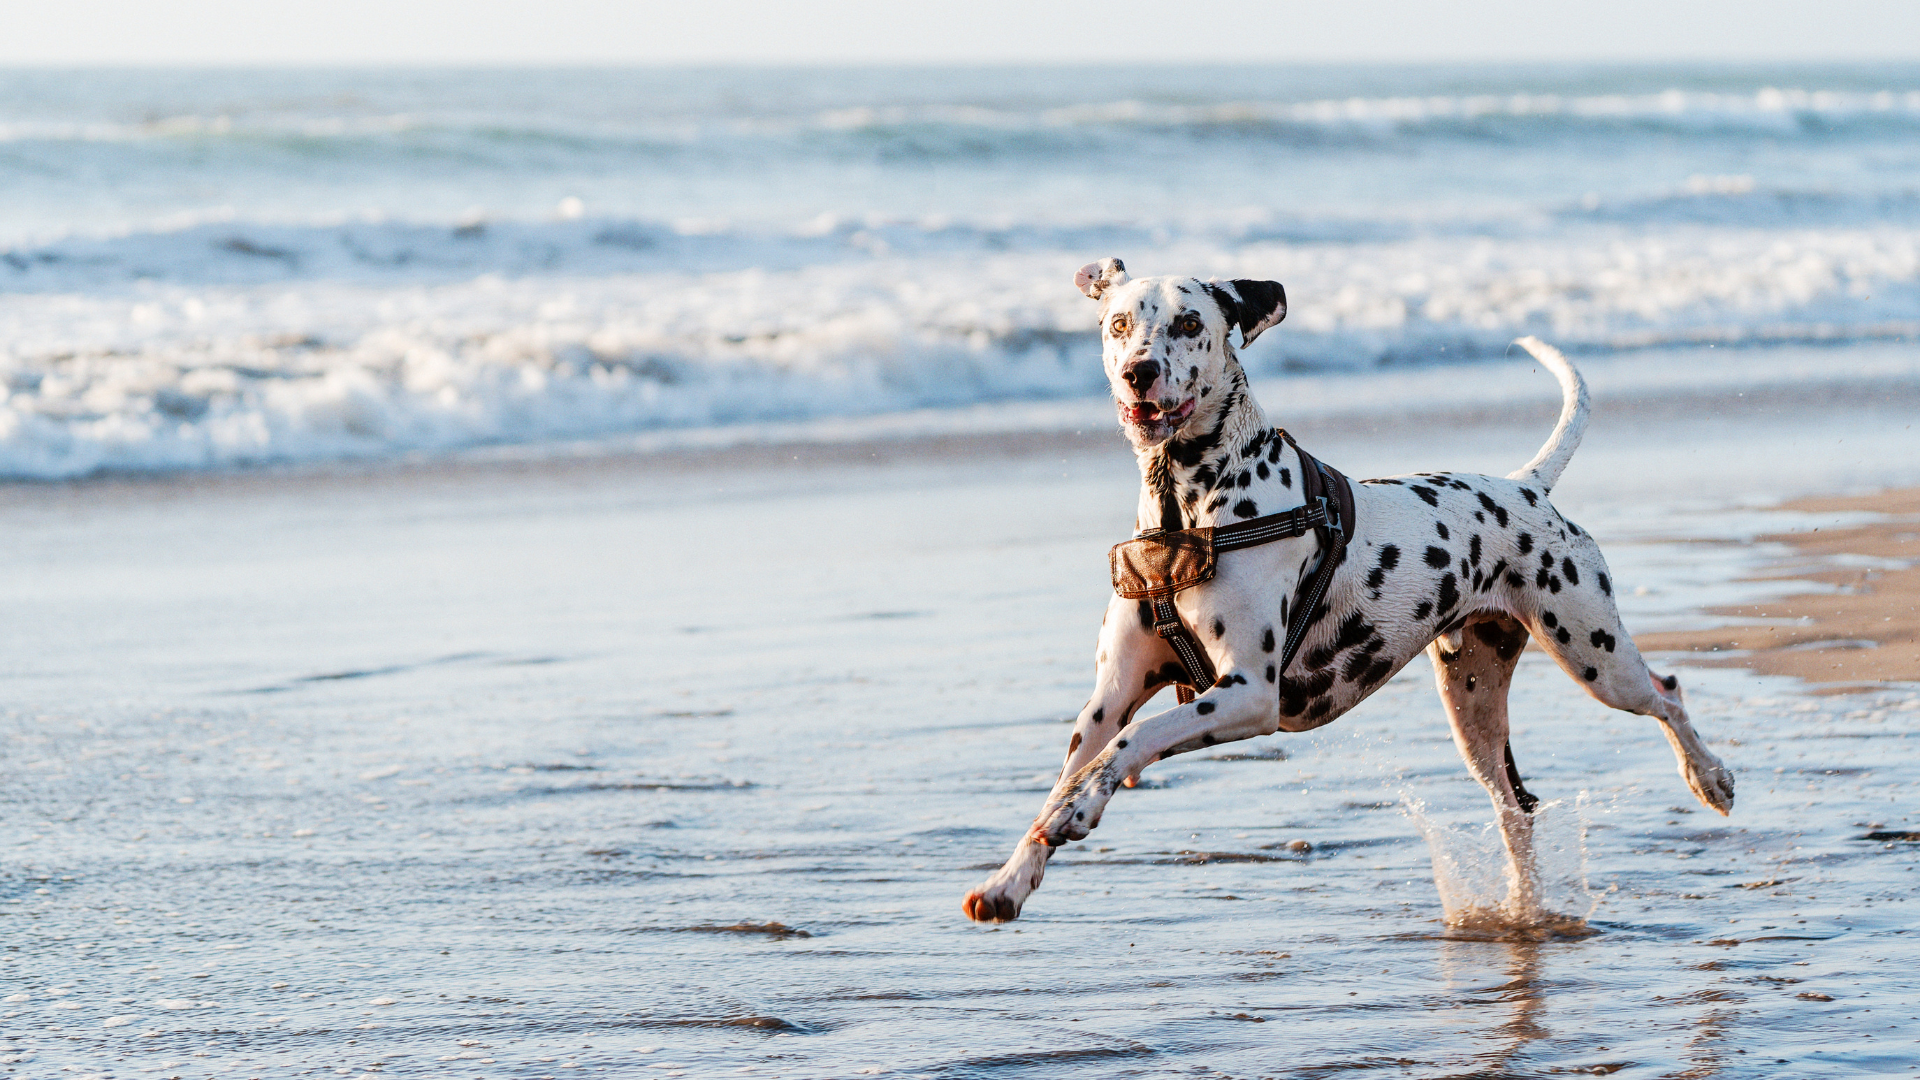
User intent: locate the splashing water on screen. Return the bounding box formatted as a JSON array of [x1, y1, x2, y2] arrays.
[[1406, 795, 1599, 939]]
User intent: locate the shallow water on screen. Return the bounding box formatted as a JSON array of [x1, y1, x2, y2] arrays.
[[5, 393, 1920, 1078]]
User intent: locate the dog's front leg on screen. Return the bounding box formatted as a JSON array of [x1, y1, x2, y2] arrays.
[[1031, 671, 1276, 847], [962, 596, 1177, 923]]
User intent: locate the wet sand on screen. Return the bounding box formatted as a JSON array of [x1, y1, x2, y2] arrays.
[[1638, 488, 1920, 691]]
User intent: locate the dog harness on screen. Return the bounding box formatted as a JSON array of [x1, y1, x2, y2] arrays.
[[1109, 433, 1356, 704]]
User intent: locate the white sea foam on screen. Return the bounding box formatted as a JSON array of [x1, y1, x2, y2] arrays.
[[2, 217, 1916, 477]]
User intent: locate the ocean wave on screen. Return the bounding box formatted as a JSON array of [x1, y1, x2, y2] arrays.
[[5, 87, 1917, 154], [3, 222, 1917, 478], [7, 192, 1918, 294]]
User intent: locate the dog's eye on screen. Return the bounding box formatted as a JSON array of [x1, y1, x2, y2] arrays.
[[1179, 314, 1202, 335], [1110, 315, 1131, 336]]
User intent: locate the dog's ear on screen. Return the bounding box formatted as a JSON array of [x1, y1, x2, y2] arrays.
[[1206, 278, 1287, 346], [1074, 257, 1129, 300]]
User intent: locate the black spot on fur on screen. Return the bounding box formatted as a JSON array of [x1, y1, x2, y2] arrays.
[[1548, 576, 1562, 594], [1361, 658, 1394, 686], [1476, 493, 1509, 528], [1216, 673, 1247, 687], [1483, 559, 1508, 591], [1278, 670, 1336, 717], [1117, 739, 1129, 748], [1306, 698, 1332, 721], [1412, 485, 1439, 506], [1211, 617, 1226, 639], [1424, 546, 1451, 569], [1257, 461, 1270, 480], [1206, 494, 1228, 512], [1520, 487, 1538, 506], [1237, 471, 1253, 488], [1505, 571, 1524, 588], [1144, 662, 1185, 690], [1540, 550, 1555, 568], [1196, 701, 1215, 715], [1279, 467, 1291, 488], [1137, 600, 1156, 630], [1437, 572, 1459, 614], [1334, 612, 1374, 652], [1582, 667, 1598, 682], [1268, 441, 1282, 464], [1542, 611, 1558, 628], [1535, 568, 1551, 590], [1598, 572, 1612, 596], [1516, 532, 1534, 555], [1092, 707, 1104, 723], [1413, 600, 1433, 620], [1342, 650, 1374, 682], [1661, 674, 1679, 691], [1471, 618, 1528, 662], [1378, 544, 1400, 572], [1261, 626, 1275, 652], [1266, 664, 1276, 683], [1233, 499, 1259, 519], [1469, 534, 1481, 566], [1434, 521, 1450, 540], [1555, 626, 1571, 645], [1590, 629, 1616, 652], [1561, 557, 1579, 586]]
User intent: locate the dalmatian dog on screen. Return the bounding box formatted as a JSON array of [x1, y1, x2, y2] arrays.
[[960, 257, 1735, 923]]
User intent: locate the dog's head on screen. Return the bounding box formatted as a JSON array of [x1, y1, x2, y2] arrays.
[[1076, 257, 1286, 448]]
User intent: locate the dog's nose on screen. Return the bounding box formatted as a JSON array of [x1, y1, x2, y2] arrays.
[[1121, 360, 1160, 394]]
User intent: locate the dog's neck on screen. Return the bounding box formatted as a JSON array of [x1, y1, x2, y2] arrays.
[[1133, 352, 1293, 532]]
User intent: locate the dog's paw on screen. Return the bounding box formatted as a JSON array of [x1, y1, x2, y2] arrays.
[[962, 887, 1023, 923], [963, 859, 1045, 923], [1684, 756, 1736, 816]]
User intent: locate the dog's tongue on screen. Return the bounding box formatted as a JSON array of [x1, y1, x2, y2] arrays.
[[1123, 402, 1164, 423]]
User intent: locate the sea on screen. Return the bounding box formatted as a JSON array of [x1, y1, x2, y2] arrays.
[[2, 62, 1919, 477]]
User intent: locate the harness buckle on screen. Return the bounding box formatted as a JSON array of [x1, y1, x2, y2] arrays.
[[1317, 495, 1342, 537]]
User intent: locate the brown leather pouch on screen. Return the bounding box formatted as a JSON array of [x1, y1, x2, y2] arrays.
[[1109, 528, 1217, 599]]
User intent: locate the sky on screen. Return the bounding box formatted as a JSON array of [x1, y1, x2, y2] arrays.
[[2, 0, 1919, 66]]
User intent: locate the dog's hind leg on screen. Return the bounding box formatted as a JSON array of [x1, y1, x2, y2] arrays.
[[1522, 569, 1735, 814], [1429, 614, 1540, 914], [963, 595, 1180, 923]]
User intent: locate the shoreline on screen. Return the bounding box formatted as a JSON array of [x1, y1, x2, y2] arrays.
[[1637, 487, 1920, 692]]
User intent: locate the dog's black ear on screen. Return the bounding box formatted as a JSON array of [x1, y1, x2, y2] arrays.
[[1208, 278, 1287, 346], [1074, 257, 1129, 300]]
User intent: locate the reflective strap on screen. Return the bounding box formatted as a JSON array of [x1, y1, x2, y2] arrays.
[[1151, 596, 1216, 696]]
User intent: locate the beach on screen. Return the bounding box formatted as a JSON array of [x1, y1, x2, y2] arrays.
[[6, 360, 1920, 1078], [6, 62, 1920, 1078]]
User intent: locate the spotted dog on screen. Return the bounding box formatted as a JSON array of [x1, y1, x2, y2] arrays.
[[961, 257, 1735, 923]]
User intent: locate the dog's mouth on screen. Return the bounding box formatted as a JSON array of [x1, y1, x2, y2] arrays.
[[1119, 397, 1196, 434]]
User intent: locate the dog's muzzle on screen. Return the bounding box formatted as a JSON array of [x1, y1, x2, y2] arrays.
[[1120, 397, 1195, 432]]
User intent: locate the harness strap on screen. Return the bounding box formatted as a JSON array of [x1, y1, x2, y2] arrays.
[[1138, 430, 1355, 705], [1274, 437, 1353, 678]]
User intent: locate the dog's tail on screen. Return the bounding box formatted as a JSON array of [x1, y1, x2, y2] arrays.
[[1507, 336, 1589, 493]]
